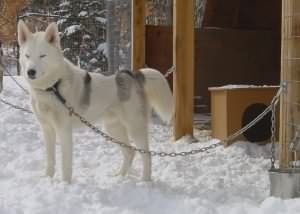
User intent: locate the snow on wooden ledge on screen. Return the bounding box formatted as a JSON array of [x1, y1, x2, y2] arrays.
[[209, 84, 280, 91]]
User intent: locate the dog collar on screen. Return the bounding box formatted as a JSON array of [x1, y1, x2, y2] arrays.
[[46, 80, 66, 104]]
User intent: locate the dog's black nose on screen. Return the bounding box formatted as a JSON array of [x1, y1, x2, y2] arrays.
[[27, 69, 36, 79]]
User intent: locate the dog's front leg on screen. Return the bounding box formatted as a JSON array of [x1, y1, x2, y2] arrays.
[[55, 120, 73, 183], [32, 100, 56, 178], [40, 124, 56, 177]]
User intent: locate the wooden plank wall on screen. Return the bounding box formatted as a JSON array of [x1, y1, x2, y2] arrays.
[[145, 0, 281, 113], [145, 26, 173, 85], [203, 0, 281, 31], [145, 26, 281, 113]]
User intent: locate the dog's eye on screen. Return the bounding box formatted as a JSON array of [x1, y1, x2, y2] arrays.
[[25, 54, 30, 59], [40, 54, 46, 59]]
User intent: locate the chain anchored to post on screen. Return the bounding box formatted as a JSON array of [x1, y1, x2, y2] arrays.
[[164, 65, 175, 78], [270, 86, 282, 169], [1, 70, 283, 159]]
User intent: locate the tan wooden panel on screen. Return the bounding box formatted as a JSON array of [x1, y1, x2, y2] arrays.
[[210, 90, 228, 140], [210, 87, 279, 146]]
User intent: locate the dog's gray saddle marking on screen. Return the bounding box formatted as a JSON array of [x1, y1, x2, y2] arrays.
[[115, 69, 145, 102], [80, 71, 92, 107]]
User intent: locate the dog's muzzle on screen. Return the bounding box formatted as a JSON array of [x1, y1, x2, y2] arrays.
[[27, 69, 36, 79]]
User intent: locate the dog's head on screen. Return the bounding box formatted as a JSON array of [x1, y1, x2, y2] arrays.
[[17, 20, 64, 89]]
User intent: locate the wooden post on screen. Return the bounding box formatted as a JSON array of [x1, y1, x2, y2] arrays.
[[132, 0, 145, 70], [173, 0, 194, 140], [280, 0, 300, 167]]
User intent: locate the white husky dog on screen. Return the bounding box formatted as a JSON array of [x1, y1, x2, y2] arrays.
[[17, 20, 173, 183]]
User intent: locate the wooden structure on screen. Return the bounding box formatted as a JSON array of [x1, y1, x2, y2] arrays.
[[280, 0, 300, 167], [132, 0, 194, 140], [132, 0, 146, 70], [145, 1, 300, 160], [145, 0, 282, 113], [172, 0, 194, 139], [209, 86, 279, 146], [0, 0, 30, 42], [146, 27, 281, 113]]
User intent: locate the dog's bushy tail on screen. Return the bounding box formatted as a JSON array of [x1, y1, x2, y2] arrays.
[[141, 68, 174, 123]]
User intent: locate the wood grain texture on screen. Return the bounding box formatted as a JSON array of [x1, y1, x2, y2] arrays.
[[132, 0, 145, 70], [280, 0, 300, 167], [173, 0, 194, 140]]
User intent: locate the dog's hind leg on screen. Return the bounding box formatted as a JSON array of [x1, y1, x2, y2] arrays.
[[104, 120, 135, 177], [127, 124, 151, 181]]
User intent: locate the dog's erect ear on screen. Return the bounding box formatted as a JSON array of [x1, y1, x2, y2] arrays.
[[45, 23, 60, 47], [17, 20, 32, 46]]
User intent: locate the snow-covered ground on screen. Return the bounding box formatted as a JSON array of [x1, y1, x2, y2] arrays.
[[0, 77, 300, 214]]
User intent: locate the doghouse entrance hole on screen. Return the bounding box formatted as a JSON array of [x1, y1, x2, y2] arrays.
[[242, 103, 272, 142]]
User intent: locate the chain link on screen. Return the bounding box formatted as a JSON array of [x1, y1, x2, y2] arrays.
[[0, 97, 33, 114], [4, 69, 29, 95], [225, 88, 281, 145], [270, 98, 277, 168], [143, 64, 175, 79], [62, 102, 223, 157], [270, 87, 282, 168], [62, 86, 281, 158], [164, 65, 175, 78], [0, 70, 282, 158]]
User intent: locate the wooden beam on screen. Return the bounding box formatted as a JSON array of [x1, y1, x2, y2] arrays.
[[280, 0, 300, 167], [132, 0, 145, 70], [279, 0, 290, 168], [173, 0, 194, 140]]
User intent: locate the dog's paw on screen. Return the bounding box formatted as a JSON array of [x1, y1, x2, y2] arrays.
[[142, 175, 152, 182], [138, 180, 154, 188], [62, 174, 72, 184], [46, 167, 55, 177], [141, 170, 152, 182], [108, 170, 125, 178]]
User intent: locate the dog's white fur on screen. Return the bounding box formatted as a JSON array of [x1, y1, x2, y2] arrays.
[[17, 20, 174, 183]]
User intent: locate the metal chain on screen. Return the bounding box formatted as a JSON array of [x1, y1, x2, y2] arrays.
[[164, 65, 175, 78], [0, 71, 282, 158], [4, 69, 29, 95], [270, 96, 278, 169], [63, 102, 223, 157], [226, 87, 282, 144], [143, 64, 175, 78], [0, 97, 33, 114], [0, 66, 31, 114], [0, 77, 222, 157], [61, 87, 282, 157]]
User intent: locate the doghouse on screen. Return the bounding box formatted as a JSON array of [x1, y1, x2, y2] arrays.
[[209, 85, 279, 146]]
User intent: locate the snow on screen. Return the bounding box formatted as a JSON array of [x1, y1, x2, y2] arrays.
[[59, 1, 70, 8], [64, 25, 81, 36], [79, 11, 88, 17], [95, 17, 107, 24], [97, 42, 108, 57], [89, 58, 98, 64], [0, 76, 300, 214], [209, 85, 279, 91], [57, 18, 67, 26]]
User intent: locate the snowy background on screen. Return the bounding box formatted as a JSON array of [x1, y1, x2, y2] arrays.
[[0, 77, 300, 214]]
